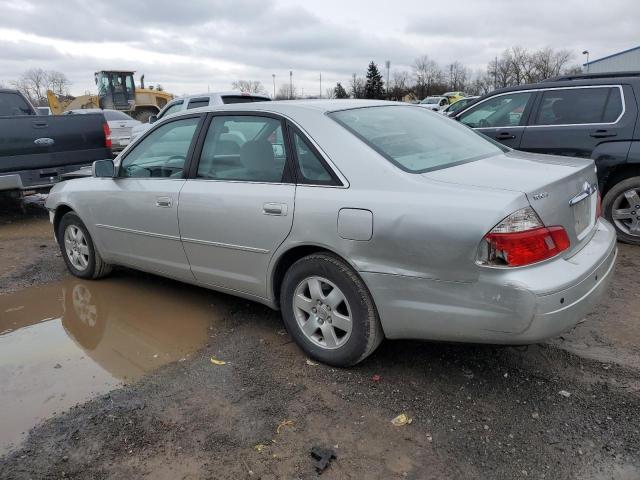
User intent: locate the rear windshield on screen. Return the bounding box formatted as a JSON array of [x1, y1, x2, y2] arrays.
[[330, 105, 505, 173], [0, 92, 33, 116], [103, 110, 133, 121], [222, 95, 271, 104]]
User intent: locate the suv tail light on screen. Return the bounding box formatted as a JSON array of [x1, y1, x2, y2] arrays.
[[103, 122, 112, 149], [478, 207, 570, 267]]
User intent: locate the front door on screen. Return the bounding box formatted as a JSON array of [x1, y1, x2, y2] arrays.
[[91, 115, 203, 281], [178, 113, 295, 298], [457, 90, 537, 149]]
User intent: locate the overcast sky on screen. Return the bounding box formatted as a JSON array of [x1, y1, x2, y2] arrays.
[[0, 0, 638, 97]]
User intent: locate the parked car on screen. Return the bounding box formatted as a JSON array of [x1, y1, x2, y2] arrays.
[[419, 96, 449, 111], [46, 100, 616, 367], [441, 96, 479, 116], [37, 107, 52, 115], [454, 71, 640, 244], [0, 88, 112, 197], [442, 91, 467, 104], [64, 109, 141, 152], [131, 91, 271, 140]]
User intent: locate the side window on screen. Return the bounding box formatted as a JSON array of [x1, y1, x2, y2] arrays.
[[158, 101, 183, 119], [459, 92, 533, 128], [292, 131, 334, 184], [533, 87, 623, 126], [120, 117, 200, 178], [197, 116, 287, 183], [0, 93, 34, 116], [187, 97, 210, 110]]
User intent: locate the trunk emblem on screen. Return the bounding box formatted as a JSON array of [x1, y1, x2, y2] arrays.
[[532, 192, 549, 200]]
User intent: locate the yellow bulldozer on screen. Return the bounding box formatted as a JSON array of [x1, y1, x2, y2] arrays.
[[47, 70, 173, 121]]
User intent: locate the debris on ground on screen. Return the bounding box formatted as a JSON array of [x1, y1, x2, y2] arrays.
[[276, 419, 294, 434], [305, 359, 318, 366], [372, 374, 381, 382], [310, 446, 336, 474], [210, 357, 226, 366], [391, 413, 413, 426], [254, 443, 268, 453], [558, 390, 571, 398]]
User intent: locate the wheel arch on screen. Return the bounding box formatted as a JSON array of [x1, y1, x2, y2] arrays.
[[269, 243, 362, 310], [52, 203, 76, 240], [601, 163, 640, 196]]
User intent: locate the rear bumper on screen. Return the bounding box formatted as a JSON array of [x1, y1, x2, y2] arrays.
[[362, 219, 617, 344], [0, 164, 93, 192]]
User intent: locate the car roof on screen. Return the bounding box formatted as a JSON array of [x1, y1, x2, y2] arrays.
[[166, 99, 401, 118], [171, 91, 271, 102]]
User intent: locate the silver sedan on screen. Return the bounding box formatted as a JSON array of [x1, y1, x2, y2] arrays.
[[45, 100, 617, 366]]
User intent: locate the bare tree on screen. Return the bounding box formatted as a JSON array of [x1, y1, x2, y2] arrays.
[[413, 55, 443, 98], [231, 80, 266, 94], [324, 87, 336, 99], [446, 61, 469, 91], [13, 68, 49, 106], [349, 73, 365, 99], [388, 70, 410, 100], [275, 83, 297, 100], [47, 70, 71, 97], [530, 48, 573, 81]]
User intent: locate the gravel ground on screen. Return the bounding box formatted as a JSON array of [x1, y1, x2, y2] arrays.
[[1, 202, 639, 479]]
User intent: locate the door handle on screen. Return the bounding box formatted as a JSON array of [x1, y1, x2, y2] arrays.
[[34, 137, 55, 146], [495, 132, 516, 140], [155, 196, 172, 208], [263, 202, 287, 216], [589, 129, 617, 138], [32, 121, 48, 128]]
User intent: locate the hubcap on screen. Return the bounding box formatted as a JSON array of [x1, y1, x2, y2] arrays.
[[292, 276, 352, 350], [611, 187, 640, 237], [64, 225, 90, 271]]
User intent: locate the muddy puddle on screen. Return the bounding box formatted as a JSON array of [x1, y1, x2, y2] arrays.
[[0, 275, 230, 454]]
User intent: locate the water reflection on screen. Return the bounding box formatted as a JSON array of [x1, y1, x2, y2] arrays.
[[0, 275, 228, 454]]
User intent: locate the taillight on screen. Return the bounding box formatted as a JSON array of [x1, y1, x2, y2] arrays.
[[478, 207, 570, 267], [103, 122, 112, 149]]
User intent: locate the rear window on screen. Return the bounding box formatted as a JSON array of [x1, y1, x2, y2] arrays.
[[330, 106, 504, 173], [103, 110, 133, 121], [222, 95, 271, 104], [534, 87, 623, 125], [0, 92, 33, 116], [187, 98, 210, 110]]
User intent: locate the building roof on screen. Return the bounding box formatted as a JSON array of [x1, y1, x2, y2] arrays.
[[583, 45, 640, 66]]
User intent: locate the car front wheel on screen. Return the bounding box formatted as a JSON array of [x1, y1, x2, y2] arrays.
[[57, 212, 112, 279], [280, 253, 383, 367], [603, 176, 640, 245]]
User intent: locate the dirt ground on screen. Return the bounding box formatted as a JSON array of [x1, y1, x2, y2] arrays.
[[1, 200, 639, 479]]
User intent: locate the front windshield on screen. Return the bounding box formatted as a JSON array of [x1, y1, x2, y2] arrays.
[[330, 105, 505, 173]]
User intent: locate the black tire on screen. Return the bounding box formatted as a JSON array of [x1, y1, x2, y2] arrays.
[[280, 253, 384, 367], [133, 107, 157, 123], [602, 176, 640, 245], [57, 212, 112, 279]]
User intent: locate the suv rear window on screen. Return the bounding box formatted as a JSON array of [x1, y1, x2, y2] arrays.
[[533, 87, 623, 125], [0, 92, 33, 116], [330, 106, 504, 173], [222, 95, 271, 104]]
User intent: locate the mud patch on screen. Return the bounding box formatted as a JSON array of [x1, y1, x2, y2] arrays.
[[0, 275, 231, 454]]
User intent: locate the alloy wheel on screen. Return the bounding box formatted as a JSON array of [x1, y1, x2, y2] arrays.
[[64, 225, 90, 271], [611, 187, 640, 237]]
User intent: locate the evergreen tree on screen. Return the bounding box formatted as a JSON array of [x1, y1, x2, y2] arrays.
[[364, 61, 385, 99], [334, 82, 348, 99]]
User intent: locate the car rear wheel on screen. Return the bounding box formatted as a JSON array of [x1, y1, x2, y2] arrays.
[[280, 253, 383, 367], [603, 176, 640, 245], [58, 212, 112, 279]]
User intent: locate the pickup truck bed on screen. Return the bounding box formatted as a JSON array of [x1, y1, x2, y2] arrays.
[[0, 89, 112, 194]]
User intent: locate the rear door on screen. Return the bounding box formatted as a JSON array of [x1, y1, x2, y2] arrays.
[[178, 112, 295, 298], [457, 90, 537, 148], [519, 85, 636, 158]]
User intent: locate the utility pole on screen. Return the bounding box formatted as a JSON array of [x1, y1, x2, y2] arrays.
[[582, 50, 590, 73], [289, 71, 293, 100], [272, 74, 276, 99], [385, 60, 390, 99]]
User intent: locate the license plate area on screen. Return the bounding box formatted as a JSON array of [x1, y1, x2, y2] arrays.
[[573, 193, 596, 239]]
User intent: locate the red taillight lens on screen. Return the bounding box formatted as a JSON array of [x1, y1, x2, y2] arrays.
[[484, 226, 570, 267], [103, 122, 112, 149]]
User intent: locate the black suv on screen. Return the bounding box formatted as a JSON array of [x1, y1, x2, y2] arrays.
[[455, 72, 640, 244]]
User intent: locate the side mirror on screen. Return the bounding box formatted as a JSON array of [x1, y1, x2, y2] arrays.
[[92, 159, 115, 178], [149, 114, 158, 124]]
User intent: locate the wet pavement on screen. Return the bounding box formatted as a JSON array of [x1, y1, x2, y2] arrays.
[[0, 275, 229, 454]]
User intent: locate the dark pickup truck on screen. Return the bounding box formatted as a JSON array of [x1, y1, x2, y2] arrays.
[[0, 88, 112, 196]]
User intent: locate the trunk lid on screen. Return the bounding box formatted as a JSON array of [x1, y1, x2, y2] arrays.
[[424, 150, 599, 256]]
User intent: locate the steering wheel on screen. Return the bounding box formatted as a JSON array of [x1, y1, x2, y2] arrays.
[[478, 118, 491, 128]]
